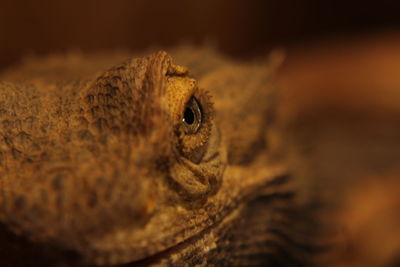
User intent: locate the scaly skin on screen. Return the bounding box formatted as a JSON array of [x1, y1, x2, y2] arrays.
[[0, 48, 316, 266]]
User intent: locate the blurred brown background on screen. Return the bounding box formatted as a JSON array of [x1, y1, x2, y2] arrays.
[[2, 1, 400, 266], [1, 0, 400, 69]]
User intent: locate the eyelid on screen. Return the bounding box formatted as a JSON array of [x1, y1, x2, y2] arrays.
[[165, 76, 197, 122]]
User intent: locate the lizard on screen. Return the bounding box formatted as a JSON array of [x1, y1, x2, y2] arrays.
[[0, 47, 320, 266]]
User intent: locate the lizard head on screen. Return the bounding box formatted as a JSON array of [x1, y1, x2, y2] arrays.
[[0, 50, 287, 266], [0, 52, 227, 265]]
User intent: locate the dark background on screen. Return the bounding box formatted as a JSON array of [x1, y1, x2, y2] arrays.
[[1, 0, 400, 69]]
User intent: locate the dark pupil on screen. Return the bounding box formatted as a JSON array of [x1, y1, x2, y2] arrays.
[[184, 107, 195, 125]]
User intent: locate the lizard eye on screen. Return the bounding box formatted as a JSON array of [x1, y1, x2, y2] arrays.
[[182, 97, 202, 134]]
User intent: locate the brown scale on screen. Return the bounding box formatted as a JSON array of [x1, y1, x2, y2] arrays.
[[0, 47, 305, 267]]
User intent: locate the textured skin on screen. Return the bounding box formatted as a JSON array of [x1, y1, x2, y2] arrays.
[[0, 47, 317, 266]]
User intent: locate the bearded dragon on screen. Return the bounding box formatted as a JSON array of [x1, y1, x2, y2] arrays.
[[0, 47, 317, 266]]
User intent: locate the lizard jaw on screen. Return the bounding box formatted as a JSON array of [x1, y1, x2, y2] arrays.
[[84, 163, 287, 266]]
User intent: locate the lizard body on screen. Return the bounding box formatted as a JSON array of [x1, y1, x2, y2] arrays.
[[0, 47, 314, 266]]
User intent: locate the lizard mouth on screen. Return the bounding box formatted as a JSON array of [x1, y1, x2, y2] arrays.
[[0, 218, 213, 267], [0, 172, 289, 267], [115, 174, 290, 266], [117, 223, 217, 267]]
